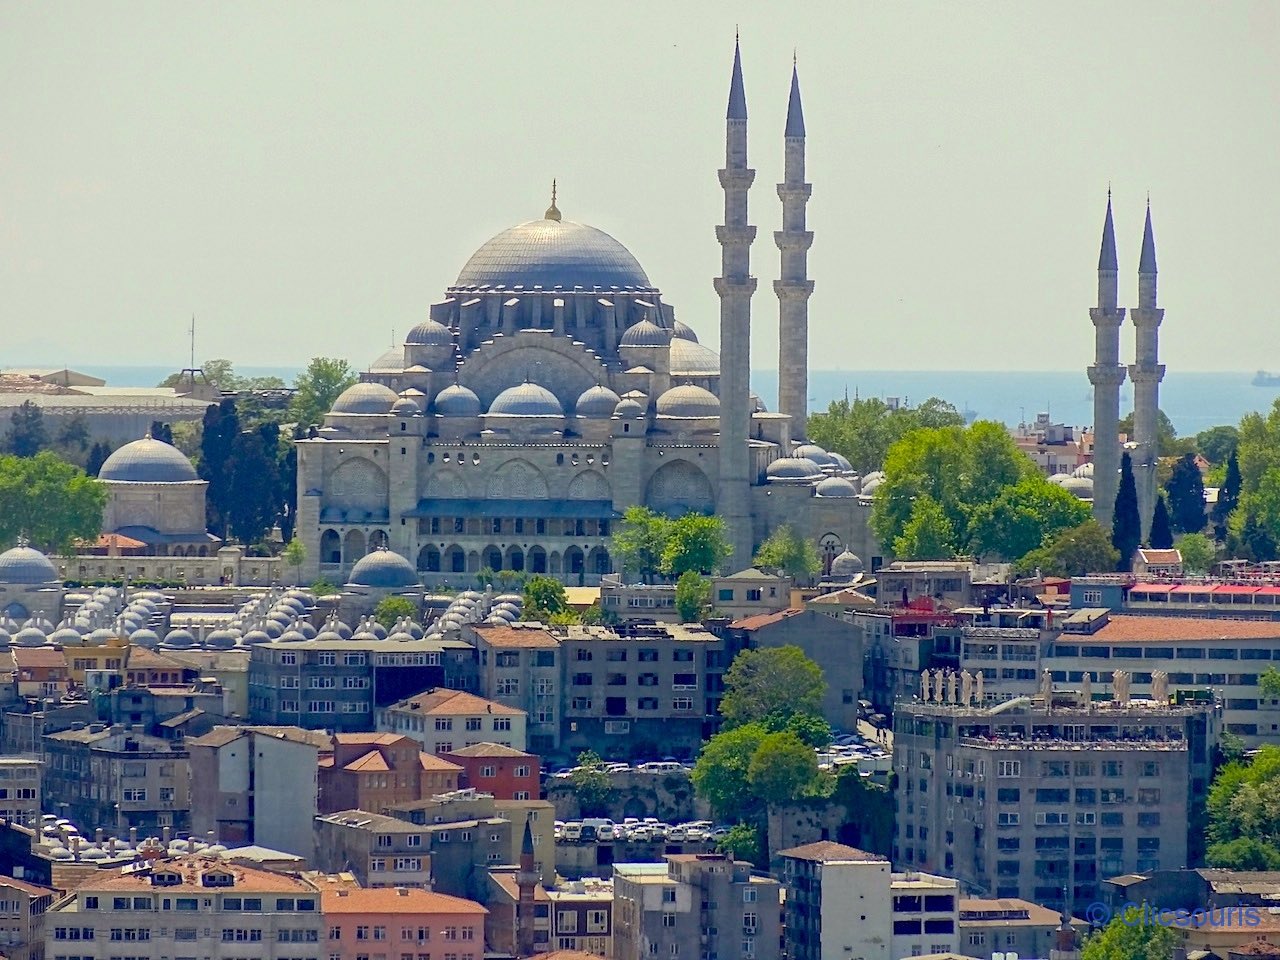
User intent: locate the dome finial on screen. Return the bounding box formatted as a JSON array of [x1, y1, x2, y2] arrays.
[[544, 179, 561, 221]]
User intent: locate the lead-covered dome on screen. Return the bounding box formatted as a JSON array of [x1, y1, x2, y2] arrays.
[[489, 382, 563, 417], [815, 476, 858, 498], [406, 319, 453, 346], [349, 548, 419, 589], [454, 219, 652, 290], [831, 550, 865, 579], [99, 437, 198, 483], [575, 385, 622, 418], [434, 383, 482, 417], [669, 338, 720, 376], [620, 319, 670, 348], [766, 457, 823, 481], [656, 385, 720, 417], [672, 319, 699, 343], [794, 444, 837, 468], [331, 382, 399, 415], [0, 546, 59, 584]]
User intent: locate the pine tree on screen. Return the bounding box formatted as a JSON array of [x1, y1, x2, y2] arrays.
[[1112, 452, 1142, 570], [4, 401, 47, 457], [1149, 495, 1174, 549], [86, 441, 112, 477], [199, 399, 240, 538], [1213, 452, 1242, 540], [1165, 452, 1206, 534]]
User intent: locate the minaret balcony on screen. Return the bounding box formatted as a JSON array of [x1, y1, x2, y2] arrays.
[[715, 225, 757, 245], [713, 276, 759, 295], [717, 169, 756, 189], [776, 184, 812, 201], [1127, 365, 1166, 384], [773, 230, 814, 251], [1086, 364, 1127, 387], [773, 280, 815, 299]]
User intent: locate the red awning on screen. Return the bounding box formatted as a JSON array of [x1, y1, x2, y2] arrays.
[[1212, 585, 1260, 596], [1131, 583, 1175, 594], [1254, 586, 1280, 596], [1170, 584, 1213, 595]]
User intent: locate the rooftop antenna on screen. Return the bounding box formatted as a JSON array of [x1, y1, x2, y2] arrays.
[[189, 315, 196, 372]]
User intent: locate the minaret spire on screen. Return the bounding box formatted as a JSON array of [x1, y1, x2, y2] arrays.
[[775, 58, 814, 440], [544, 179, 561, 221], [1129, 200, 1165, 540], [1088, 191, 1126, 530], [716, 35, 757, 570]]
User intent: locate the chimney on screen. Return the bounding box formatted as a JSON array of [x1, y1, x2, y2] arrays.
[[108, 838, 118, 855], [162, 826, 171, 844], [95, 828, 104, 843], [129, 826, 138, 845], [396, 887, 408, 896]]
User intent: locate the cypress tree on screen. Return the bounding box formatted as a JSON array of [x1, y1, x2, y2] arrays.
[[1165, 452, 1206, 534], [1112, 451, 1142, 570], [1213, 452, 1242, 540], [1149, 495, 1174, 549]]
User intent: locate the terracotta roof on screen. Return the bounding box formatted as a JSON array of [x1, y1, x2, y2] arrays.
[[85, 855, 315, 893], [1090, 615, 1280, 643], [127, 648, 191, 670], [420, 754, 463, 773], [188, 725, 330, 749], [89, 533, 149, 550], [0, 875, 58, 897], [391, 688, 524, 717], [12, 648, 66, 668], [959, 898, 1084, 928], [468, 623, 560, 649], [1229, 939, 1280, 956], [777, 840, 887, 863], [489, 872, 549, 902], [343, 750, 391, 773], [443, 742, 533, 759], [731, 608, 805, 631], [334, 733, 404, 746], [1138, 549, 1182, 564], [322, 887, 485, 914]]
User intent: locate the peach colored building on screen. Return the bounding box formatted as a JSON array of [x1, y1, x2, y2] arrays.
[[442, 743, 540, 800], [318, 733, 463, 815], [322, 887, 487, 960]]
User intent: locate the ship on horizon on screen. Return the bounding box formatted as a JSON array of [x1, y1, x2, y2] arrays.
[[1253, 370, 1280, 387]]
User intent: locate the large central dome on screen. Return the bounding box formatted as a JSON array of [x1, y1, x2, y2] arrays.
[[454, 219, 652, 290]]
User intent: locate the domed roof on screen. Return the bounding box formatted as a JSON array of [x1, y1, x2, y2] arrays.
[[99, 437, 198, 483], [671, 319, 699, 343], [1048, 473, 1072, 486], [830, 550, 865, 579], [405, 319, 453, 347], [575, 385, 622, 418], [391, 396, 422, 416], [331, 382, 399, 415], [454, 219, 652, 290], [1062, 476, 1094, 498], [861, 471, 885, 494], [815, 476, 859, 498], [434, 383, 482, 417], [766, 457, 823, 481], [656, 385, 720, 418], [794, 444, 837, 468], [614, 397, 645, 418], [1073, 462, 1095, 479], [669, 337, 721, 376], [349, 548, 419, 589], [620, 319, 671, 348], [0, 546, 59, 584], [830, 452, 854, 473], [488, 382, 563, 417], [369, 346, 406, 373]]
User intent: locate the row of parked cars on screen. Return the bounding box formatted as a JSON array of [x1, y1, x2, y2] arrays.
[[547, 758, 695, 779], [816, 731, 892, 777], [554, 817, 725, 844]]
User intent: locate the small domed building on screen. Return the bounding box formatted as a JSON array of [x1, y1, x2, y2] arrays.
[[0, 544, 63, 622], [97, 435, 218, 556], [339, 547, 424, 619]]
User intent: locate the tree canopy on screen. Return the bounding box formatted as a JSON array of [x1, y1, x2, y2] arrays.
[[3, 401, 48, 458], [290, 357, 358, 428], [1197, 424, 1239, 466], [662, 514, 731, 577], [374, 596, 418, 629], [1164, 453, 1206, 534], [720, 645, 826, 729], [1118, 408, 1185, 458], [1014, 520, 1119, 578], [612, 507, 671, 582], [1205, 744, 1280, 869], [753, 525, 821, 580], [1175, 532, 1215, 574], [522, 575, 569, 621], [967, 474, 1091, 560], [0, 452, 106, 553], [1149, 494, 1174, 549], [674, 571, 711, 622], [567, 751, 616, 817], [807, 396, 965, 473], [692, 723, 769, 823], [746, 731, 823, 806], [1111, 452, 1141, 570], [1080, 910, 1179, 960]]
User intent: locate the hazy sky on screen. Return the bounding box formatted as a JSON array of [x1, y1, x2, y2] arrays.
[[2, 1, 1276, 374]]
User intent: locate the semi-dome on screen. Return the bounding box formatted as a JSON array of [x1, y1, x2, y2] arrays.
[[830, 550, 865, 579], [454, 219, 652, 290], [815, 476, 858, 498], [669, 337, 720, 376], [488, 382, 564, 417], [574, 385, 622, 418], [0, 546, 59, 584], [434, 383, 483, 417], [405, 319, 453, 346], [656, 385, 720, 418], [349, 548, 419, 589], [620, 319, 670, 348], [1048, 473, 1072, 486], [766, 457, 823, 481], [331, 382, 399, 415], [794, 444, 837, 468], [99, 437, 198, 483], [830, 452, 854, 473], [671, 319, 699, 343]]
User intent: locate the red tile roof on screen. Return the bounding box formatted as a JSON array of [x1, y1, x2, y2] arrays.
[[391, 688, 524, 717], [86, 855, 314, 893], [321, 887, 486, 915], [342, 750, 391, 773], [443, 743, 533, 759], [777, 840, 887, 863], [420, 754, 464, 773], [730, 608, 805, 631], [469, 623, 560, 649], [1091, 615, 1280, 643], [12, 648, 67, 668]]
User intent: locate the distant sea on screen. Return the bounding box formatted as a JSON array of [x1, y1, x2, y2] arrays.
[[49, 364, 1279, 437]]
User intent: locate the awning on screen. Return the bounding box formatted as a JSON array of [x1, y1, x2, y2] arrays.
[[403, 498, 619, 520], [1212, 585, 1259, 596], [1170, 584, 1213, 595], [1131, 583, 1175, 593]]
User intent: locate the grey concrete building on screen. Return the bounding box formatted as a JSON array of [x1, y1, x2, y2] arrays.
[[313, 810, 433, 890], [0, 759, 41, 828], [464, 622, 560, 753]]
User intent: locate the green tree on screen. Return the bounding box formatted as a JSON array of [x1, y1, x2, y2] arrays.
[[674, 571, 711, 622], [716, 822, 762, 866], [1175, 532, 1216, 574], [148, 421, 174, 445], [1214, 451, 1242, 539], [1164, 452, 1206, 534], [1196, 425, 1239, 466], [662, 514, 731, 577], [753, 525, 821, 580], [290, 357, 358, 428], [720, 646, 826, 729], [523, 574, 569, 621], [968, 474, 1090, 560], [226, 422, 281, 545], [747, 731, 823, 807], [282, 538, 306, 582], [1149, 495, 1174, 549], [0, 452, 106, 552], [55, 413, 91, 462], [612, 506, 671, 582], [1259, 665, 1280, 699], [310, 578, 339, 597], [806, 396, 964, 474], [86, 441, 112, 477], [1080, 910, 1179, 960], [1230, 501, 1279, 562], [1207, 836, 1280, 870], [1014, 520, 1120, 578], [893, 495, 956, 561], [1118, 407, 1183, 457], [1205, 745, 1280, 868], [691, 723, 768, 823], [200, 399, 240, 537], [568, 751, 616, 817], [1236, 399, 1280, 494], [778, 712, 833, 749], [1111, 452, 1141, 570], [4, 401, 48, 458], [374, 596, 418, 629]]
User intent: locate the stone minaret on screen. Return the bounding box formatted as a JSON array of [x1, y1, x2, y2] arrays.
[[515, 820, 538, 957], [1128, 203, 1165, 540], [716, 37, 757, 569], [1088, 192, 1126, 528], [775, 59, 814, 440]]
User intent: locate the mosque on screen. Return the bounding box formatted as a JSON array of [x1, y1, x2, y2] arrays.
[[294, 42, 880, 586]]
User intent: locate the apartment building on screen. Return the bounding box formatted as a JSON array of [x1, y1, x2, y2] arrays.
[[958, 898, 1086, 959], [858, 601, 963, 715], [313, 811, 433, 890], [376, 689, 527, 754], [0, 875, 59, 960], [43, 725, 190, 833], [44, 855, 324, 960], [598, 569, 792, 624], [893, 687, 1218, 914], [889, 872, 960, 960], [187, 726, 326, 858], [777, 842, 892, 960], [441, 743, 539, 800], [546, 878, 613, 957], [321, 887, 486, 960], [464, 623, 561, 752], [556, 623, 727, 760], [0, 758, 41, 827], [612, 855, 780, 960], [13, 649, 69, 699], [319, 734, 462, 815]]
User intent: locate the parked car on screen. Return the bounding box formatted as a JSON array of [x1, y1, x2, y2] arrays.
[[562, 821, 583, 842]]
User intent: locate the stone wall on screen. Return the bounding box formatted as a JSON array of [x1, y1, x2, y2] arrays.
[[545, 770, 709, 823]]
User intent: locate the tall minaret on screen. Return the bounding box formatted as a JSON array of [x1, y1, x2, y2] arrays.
[[1128, 202, 1165, 540], [1088, 192, 1126, 529], [775, 58, 814, 440], [716, 36, 757, 569]]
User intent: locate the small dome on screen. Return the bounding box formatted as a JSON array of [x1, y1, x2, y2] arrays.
[[405, 319, 454, 347], [99, 436, 198, 483], [830, 550, 865, 579], [349, 548, 419, 589], [162, 629, 195, 648], [861, 471, 885, 494], [130, 628, 160, 647], [241, 630, 271, 645], [49, 627, 80, 645], [433, 383, 483, 417], [1062, 476, 1094, 499], [669, 337, 720, 376], [88, 628, 118, 645], [488, 382, 563, 417], [391, 396, 422, 416], [575, 385, 622, 418], [1048, 473, 1072, 486], [205, 629, 240, 649], [369, 346, 406, 373], [656, 385, 720, 418], [830, 452, 854, 473], [0, 546, 59, 585], [614, 398, 645, 418], [766, 457, 823, 481], [1073, 462, 1095, 479], [671, 319, 699, 343], [620, 319, 671, 348], [331, 382, 399, 416], [794, 444, 837, 468], [14, 627, 45, 647], [815, 476, 859, 498]]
